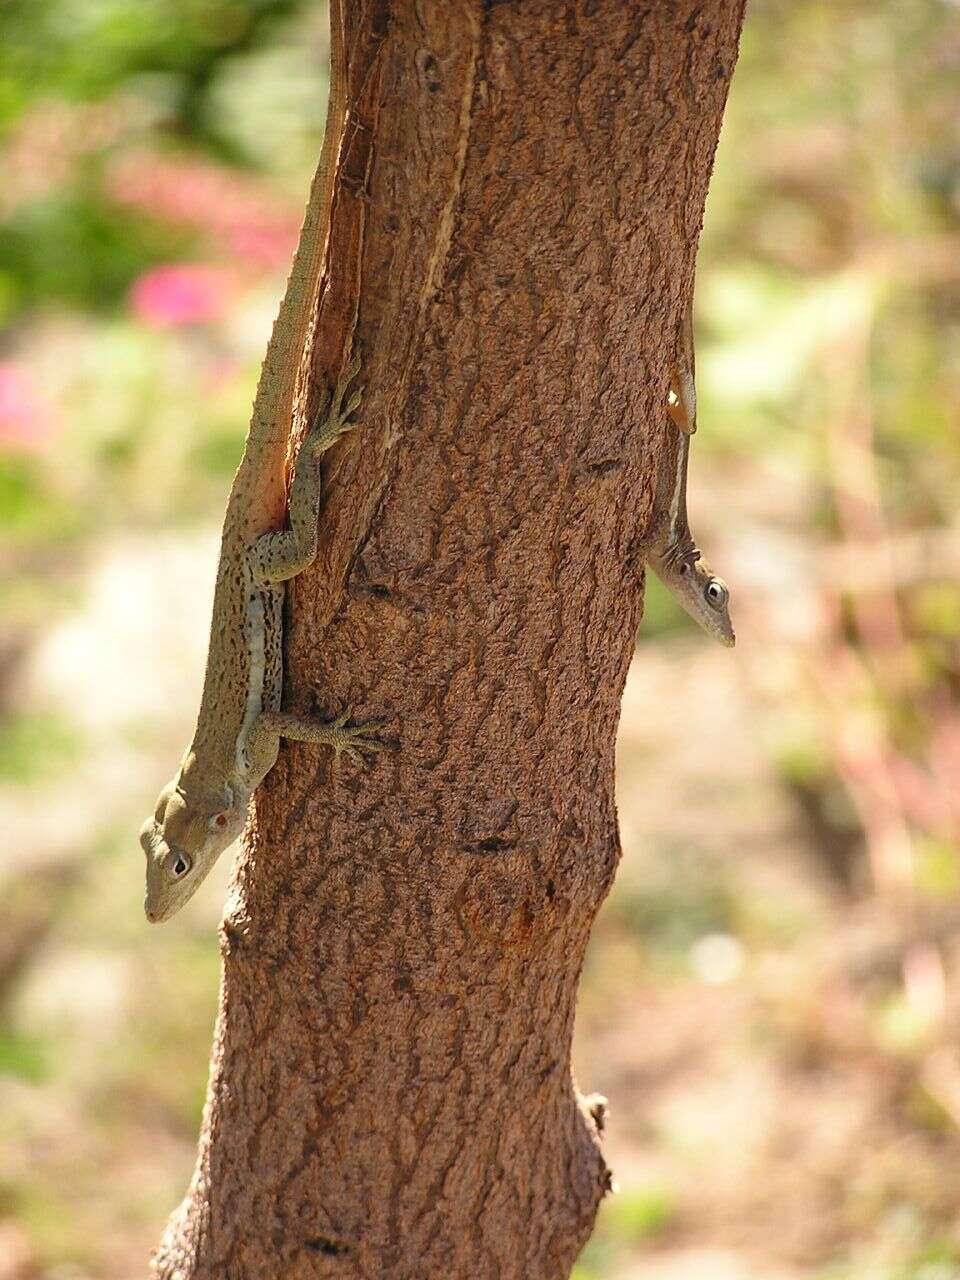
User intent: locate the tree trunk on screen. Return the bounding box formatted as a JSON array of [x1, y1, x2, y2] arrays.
[[153, 2, 745, 1277]]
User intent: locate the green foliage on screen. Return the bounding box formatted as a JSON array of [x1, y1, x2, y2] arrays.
[[910, 584, 960, 640], [0, 710, 81, 784], [191, 421, 246, 477], [0, 1029, 49, 1083], [0, 188, 187, 313], [601, 1186, 675, 1242], [638, 571, 698, 641], [609, 846, 738, 958], [819, 1238, 960, 1280], [575, 1187, 676, 1278], [0, 456, 64, 540], [914, 838, 960, 901], [0, 0, 302, 137]]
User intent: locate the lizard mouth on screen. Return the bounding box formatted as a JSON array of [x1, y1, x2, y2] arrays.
[[145, 895, 178, 924]]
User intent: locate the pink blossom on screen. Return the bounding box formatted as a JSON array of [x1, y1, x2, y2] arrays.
[[107, 152, 299, 271], [131, 264, 231, 328], [0, 362, 53, 450], [202, 354, 243, 392], [228, 223, 297, 269]]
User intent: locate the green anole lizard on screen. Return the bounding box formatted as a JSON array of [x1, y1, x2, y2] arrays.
[[643, 300, 736, 647], [140, 27, 380, 924]]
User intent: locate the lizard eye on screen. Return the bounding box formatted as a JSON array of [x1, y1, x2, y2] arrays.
[[163, 850, 192, 879], [211, 812, 229, 830], [704, 578, 729, 610]]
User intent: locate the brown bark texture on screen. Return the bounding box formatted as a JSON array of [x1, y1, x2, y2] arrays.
[[153, 2, 745, 1277]]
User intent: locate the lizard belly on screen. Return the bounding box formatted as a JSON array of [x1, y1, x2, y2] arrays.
[[235, 574, 284, 782], [260, 584, 284, 713]]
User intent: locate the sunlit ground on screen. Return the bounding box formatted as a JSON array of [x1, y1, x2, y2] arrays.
[[2, 2, 960, 1277]]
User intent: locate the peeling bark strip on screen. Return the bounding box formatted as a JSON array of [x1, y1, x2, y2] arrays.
[[153, 3, 745, 1278]]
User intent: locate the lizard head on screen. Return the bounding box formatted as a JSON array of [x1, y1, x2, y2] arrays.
[[140, 775, 246, 923], [673, 557, 736, 647]]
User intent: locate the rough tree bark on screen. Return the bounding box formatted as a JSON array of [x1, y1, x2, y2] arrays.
[[153, 2, 745, 1277]]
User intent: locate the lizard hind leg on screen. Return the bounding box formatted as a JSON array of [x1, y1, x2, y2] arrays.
[[311, 354, 362, 459], [246, 358, 364, 586]]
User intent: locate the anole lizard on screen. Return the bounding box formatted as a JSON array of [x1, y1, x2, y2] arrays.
[[643, 300, 736, 647], [140, 29, 380, 924]]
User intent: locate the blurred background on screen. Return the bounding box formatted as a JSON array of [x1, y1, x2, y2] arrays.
[[1, 1, 959, 1277]]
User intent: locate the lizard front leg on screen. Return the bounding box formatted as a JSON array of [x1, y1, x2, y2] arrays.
[[246, 357, 362, 585], [245, 707, 383, 783]]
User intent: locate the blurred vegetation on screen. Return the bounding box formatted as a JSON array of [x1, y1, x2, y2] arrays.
[[0, 1, 958, 1278]]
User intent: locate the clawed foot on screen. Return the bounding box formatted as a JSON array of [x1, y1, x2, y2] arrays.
[[309, 354, 363, 457], [327, 707, 384, 765]]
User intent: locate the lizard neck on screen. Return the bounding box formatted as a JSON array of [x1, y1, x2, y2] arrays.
[[657, 527, 700, 574], [176, 749, 233, 811], [646, 418, 691, 554]]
